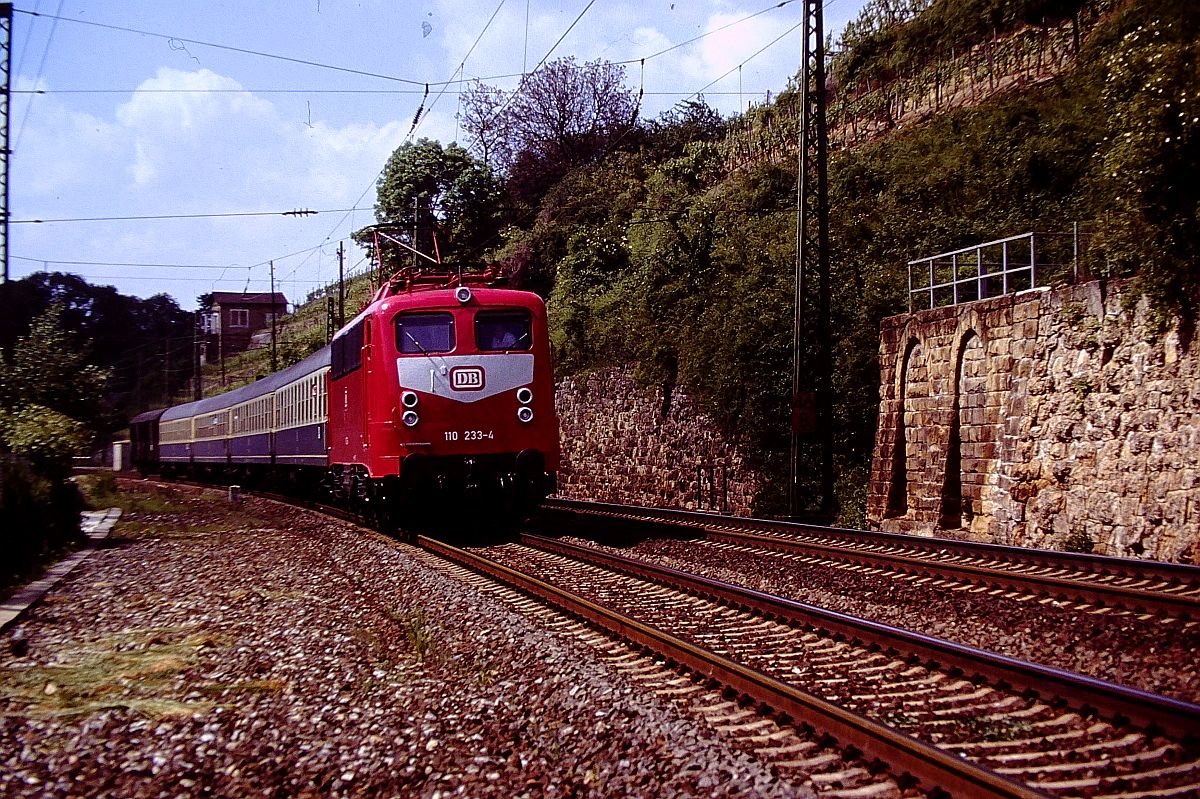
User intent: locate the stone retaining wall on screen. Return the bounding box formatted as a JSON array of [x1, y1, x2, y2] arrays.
[[868, 279, 1200, 564], [553, 367, 762, 516]]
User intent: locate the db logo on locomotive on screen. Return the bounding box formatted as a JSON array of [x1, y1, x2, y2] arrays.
[[450, 366, 485, 391]]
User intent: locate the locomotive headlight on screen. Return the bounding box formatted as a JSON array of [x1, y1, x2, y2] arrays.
[[454, 286, 473, 304], [401, 391, 419, 409], [402, 410, 420, 427], [516, 387, 533, 405], [517, 406, 534, 423]]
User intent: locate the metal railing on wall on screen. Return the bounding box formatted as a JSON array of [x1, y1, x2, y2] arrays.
[[907, 226, 1088, 311]]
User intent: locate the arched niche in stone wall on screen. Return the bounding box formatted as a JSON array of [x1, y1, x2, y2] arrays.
[[886, 336, 926, 519], [940, 329, 995, 532]]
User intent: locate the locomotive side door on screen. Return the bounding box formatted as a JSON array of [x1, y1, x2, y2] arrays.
[[361, 318, 372, 453]]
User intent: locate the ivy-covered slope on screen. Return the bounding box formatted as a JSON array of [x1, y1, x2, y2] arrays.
[[507, 0, 1196, 523]]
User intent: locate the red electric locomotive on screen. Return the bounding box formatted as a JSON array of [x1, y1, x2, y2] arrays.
[[325, 269, 559, 524]]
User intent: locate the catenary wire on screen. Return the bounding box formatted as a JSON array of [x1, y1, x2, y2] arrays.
[[13, 0, 65, 153], [13, 7, 426, 86]]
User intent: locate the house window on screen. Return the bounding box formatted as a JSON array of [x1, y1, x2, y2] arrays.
[[229, 309, 250, 328]]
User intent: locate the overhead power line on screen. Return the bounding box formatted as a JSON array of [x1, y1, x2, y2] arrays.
[[13, 8, 425, 85], [17, 87, 768, 97], [689, 18, 806, 101], [14, 0, 63, 154], [11, 206, 368, 224], [615, 0, 799, 67], [13, 255, 236, 269]]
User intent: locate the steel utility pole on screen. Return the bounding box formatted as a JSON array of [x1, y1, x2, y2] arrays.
[[269, 260, 278, 372], [193, 312, 202, 401], [1, 3, 12, 283], [337, 240, 345, 327], [790, 0, 834, 520]]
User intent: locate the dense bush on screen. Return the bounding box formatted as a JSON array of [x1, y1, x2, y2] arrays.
[[0, 405, 89, 480], [0, 455, 84, 592], [0, 305, 100, 591]]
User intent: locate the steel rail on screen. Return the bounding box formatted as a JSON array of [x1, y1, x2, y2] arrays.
[[419, 534, 1050, 799], [522, 533, 1200, 743], [703, 527, 1199, 618], [538, 499, 1200, 618]]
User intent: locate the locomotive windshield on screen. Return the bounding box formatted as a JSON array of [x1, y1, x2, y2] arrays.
[[475, 310, 532, 351], [396, 312, 455, 354]]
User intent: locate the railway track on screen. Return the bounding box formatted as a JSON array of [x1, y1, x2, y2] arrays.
[[123, 480, 1199, 795], [536, 499, 1200, 621], [426, 532, 1200, 799]]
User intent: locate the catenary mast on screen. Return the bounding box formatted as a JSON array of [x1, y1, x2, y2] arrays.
[[790, 0, 834, 519]]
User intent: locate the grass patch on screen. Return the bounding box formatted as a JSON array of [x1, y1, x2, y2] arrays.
[[76, 471, 122, 509], [196, 679, 287, 697], [73, 475, 193, 517], [390, 606, 438, 663], [0, 626, 216, 719]]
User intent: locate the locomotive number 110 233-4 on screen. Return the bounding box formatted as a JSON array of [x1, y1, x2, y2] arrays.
[[444, 430, 494, 441]]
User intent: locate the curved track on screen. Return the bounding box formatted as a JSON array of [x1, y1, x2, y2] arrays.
[[537, 499, 1200, 621]]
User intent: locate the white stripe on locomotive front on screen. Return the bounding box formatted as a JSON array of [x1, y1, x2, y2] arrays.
[[396, 353, 534, 403]]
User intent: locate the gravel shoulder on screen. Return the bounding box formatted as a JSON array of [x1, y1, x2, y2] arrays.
[[1, 482, 803, 799]]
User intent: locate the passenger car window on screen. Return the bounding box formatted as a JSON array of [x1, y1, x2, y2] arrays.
[[396, 313, 455, 354], [475, 310, 532, 351]]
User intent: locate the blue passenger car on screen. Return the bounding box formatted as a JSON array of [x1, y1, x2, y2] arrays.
[[155, 346, 330, 473]]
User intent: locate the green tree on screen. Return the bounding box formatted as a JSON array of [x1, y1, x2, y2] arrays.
[[371, 138, 503, 269], [462, 58, 641, 204], [0, 272, 195, 420], [0, 303, 112, 438]]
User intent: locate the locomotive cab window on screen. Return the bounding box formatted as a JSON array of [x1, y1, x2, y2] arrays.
[[331, 320, 365, 379], [396, 313, 455, 354], [475, 310, 532, 351]]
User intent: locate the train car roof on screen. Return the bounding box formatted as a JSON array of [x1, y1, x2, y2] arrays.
[[129, 408, 167, 424], [368, 287, 546, 319], [160, 344, 331, 422]]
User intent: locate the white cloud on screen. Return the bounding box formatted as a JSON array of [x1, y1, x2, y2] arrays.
[[12, 78, 124, 195], [12, 67, 415, 306]]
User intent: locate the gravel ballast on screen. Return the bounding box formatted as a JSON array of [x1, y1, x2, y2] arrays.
[[0, 483, 806, 799]]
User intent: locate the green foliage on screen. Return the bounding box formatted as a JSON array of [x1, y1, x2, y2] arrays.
[[370, 138, 503, 268], [391, 606, 437, 663], [0, 405, 89, 478], [546, 156, 800, 513], [834, 0, 1109, 87], [78, 470, 120, 509], [1086, 11, 1200, 329], [0, 304, 113, 437], [1061, 527, 1095, 553], [643, 100, 728, 160], [0, 303, 108, 588], [462, 57, 641, 203]]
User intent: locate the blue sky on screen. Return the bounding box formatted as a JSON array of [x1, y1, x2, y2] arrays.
[[11, 0, 865, 310]]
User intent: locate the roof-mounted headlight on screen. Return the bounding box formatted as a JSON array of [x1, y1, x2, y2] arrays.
[[455, 286, 473, 304]]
